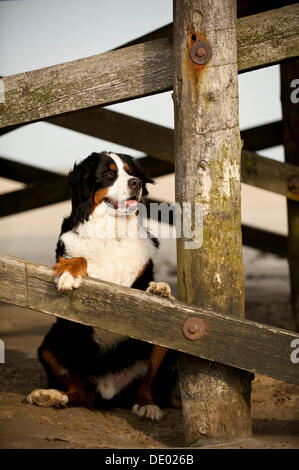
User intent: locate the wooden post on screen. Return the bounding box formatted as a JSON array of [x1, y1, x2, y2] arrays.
[[173, 0, 252, 445], [281, 59, 299, 332]]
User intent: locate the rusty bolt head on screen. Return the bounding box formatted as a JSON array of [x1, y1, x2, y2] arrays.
[[190, 40, 212, 65], [288, 176, 299, 194], [183, 317, 207, 341], [195, 47, 206, 58], [188, 324, 198, 334]]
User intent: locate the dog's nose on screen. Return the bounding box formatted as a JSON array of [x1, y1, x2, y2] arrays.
[[128, 177, 141, 190]]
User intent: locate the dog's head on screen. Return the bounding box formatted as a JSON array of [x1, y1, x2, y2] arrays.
[[68, 152, 154, 225]]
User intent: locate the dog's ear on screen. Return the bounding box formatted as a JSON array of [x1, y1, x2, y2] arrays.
[[141, 177, 153, 197], [68, 154, 98, 224]]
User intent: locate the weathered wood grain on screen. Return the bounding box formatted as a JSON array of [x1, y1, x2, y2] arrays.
[[173, 0, 251, 444], [1, 5, 298, 128], [0, 252, 298, 387], [242, 150, 299, 200], [0, 254, 27, 308], [237, 5, 299, 72], [114, 1, 298, 51], [0, 36, 174, 129]]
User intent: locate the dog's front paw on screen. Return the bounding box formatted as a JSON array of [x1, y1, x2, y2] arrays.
[[96, 375, 117, 400], [27, 389, 69, 408], [132, 403, 164, 421], [55, 272, 82, 291], [146, 281, 173, 299], [53, 256, 87, 291]]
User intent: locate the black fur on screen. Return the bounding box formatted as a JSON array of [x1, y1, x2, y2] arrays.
[[131, 260, 154, 290], [38, 319, 177, 409]]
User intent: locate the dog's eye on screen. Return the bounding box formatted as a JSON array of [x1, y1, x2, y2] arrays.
[[104, 171, 115, 179]]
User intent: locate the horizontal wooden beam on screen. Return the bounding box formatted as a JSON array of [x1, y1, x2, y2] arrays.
[[0, 179, 70, 218], [49, 110, 283, 158], [242, 150, 299, 201], [50, 108, 299, 199], [139, 156, 174, 178], [0, 252, 298, 385], [48, 108, 174, 164], [0, 156, 64, 184], [241, 224, 288, 258], [0, 36, 173, 129], [237, 5, 299, 72], [114, 1, 298, 50], [49, 108, 283, 162], [0, 124, 21, 136], [241, 121, 283, 151], [236, 0, 299, 18], [1, 5, 298, 129]]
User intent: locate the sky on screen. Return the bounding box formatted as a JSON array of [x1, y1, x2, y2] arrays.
[[0, 0, 284, 174]]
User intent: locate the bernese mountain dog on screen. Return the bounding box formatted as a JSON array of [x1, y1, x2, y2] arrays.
[[27, 151, 179, 420]]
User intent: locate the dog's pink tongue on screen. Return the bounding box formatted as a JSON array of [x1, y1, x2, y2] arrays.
[[126, 199, 138, 207]]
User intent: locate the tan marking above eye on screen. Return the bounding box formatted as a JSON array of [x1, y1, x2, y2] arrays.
[[109, 163, 117, 171], [124, 163, 131, 173]]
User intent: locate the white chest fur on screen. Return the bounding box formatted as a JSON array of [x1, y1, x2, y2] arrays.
[[60, 208, 156, 287]]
